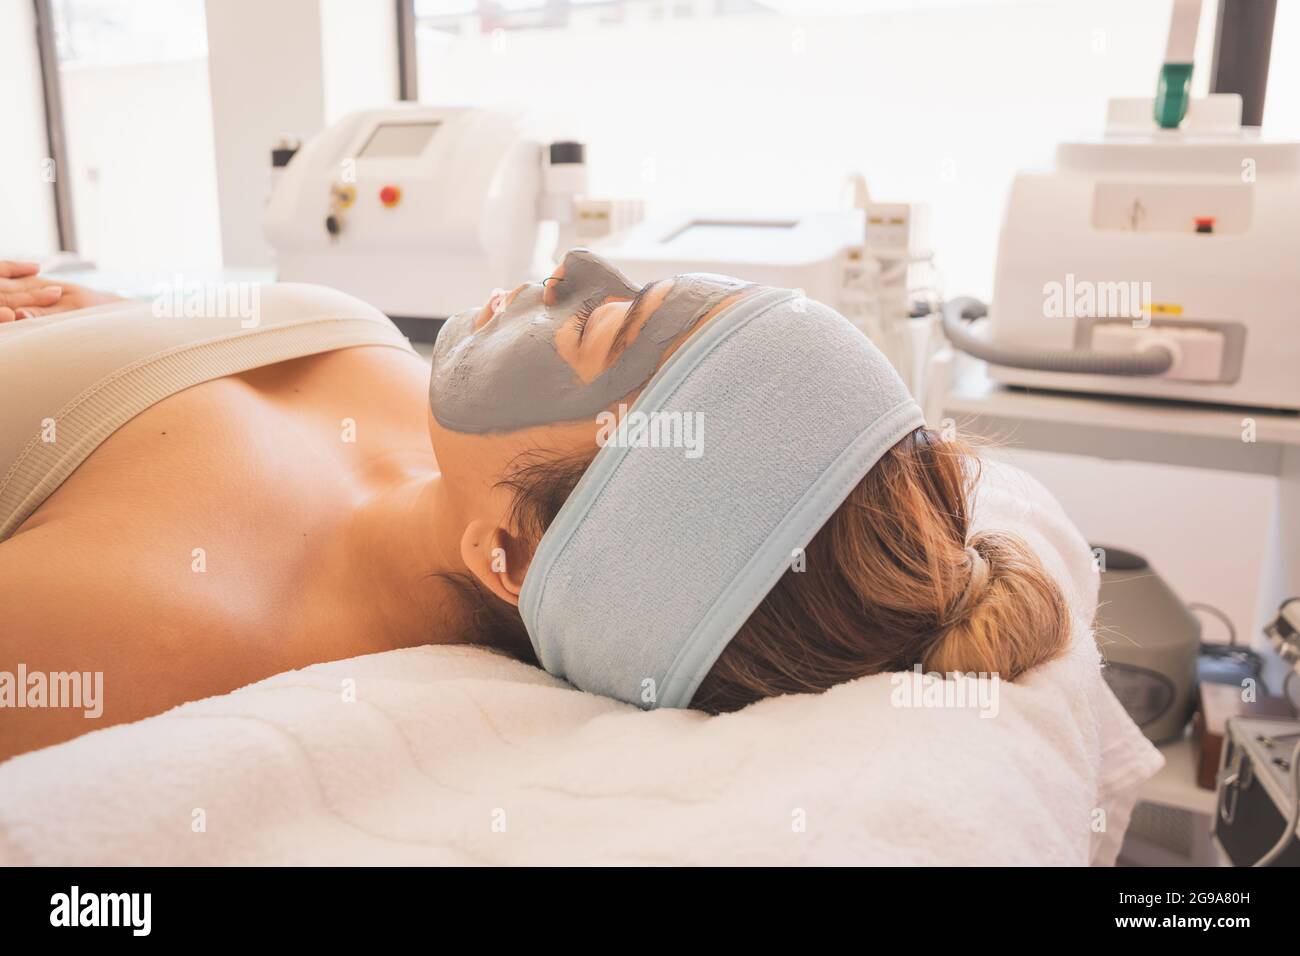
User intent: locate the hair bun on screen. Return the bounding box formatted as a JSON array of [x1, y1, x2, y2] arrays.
[[944, 543, 990, 623], [964, 544, 990, 594], [925, 530, 1071, 680]]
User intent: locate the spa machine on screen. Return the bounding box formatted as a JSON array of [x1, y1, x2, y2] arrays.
[[264, 104, 642, 342], [596, 175, 933, 392], [941, 0, 1300, 411]]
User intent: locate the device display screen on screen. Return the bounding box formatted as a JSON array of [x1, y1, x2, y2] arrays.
[[358, 122, 440, 158], [661, 220, 798, 257], [664, 220, 797, 243]]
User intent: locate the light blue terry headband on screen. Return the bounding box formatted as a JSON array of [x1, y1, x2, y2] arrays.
[[518, 287, 926, 709]]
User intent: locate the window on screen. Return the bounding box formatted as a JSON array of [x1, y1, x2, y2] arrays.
[[0, 1, 59, 258], [48, 0, 222, 271], [1262, 0, 1299, 138], [410, 0, 1227, 298]]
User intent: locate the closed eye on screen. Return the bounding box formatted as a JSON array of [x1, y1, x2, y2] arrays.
[[604, 280, 660, 361], [572, 293, 611, 342]]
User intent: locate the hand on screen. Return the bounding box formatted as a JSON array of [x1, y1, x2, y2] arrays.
[[0, 261, 63, 322], [0, 260, 123, 322]]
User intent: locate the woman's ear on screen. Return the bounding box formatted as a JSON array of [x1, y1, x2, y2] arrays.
[[460, 519, 530, 606]]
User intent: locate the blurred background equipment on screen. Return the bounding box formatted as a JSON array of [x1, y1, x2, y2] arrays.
[[1093, 545, 1201, 745], [941, 90, 1300, 411], [938, 0, 1298, 410], [1214, 716, 1300, 865], [264, 104, 645, 342], [599, 173, 935, 392]]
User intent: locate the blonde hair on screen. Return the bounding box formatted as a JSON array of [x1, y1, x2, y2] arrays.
[[691, 428, 1071, 712], [473, 427, 1072, 713]]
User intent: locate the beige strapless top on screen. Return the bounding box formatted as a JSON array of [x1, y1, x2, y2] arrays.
[[0, 283, 414, 542]]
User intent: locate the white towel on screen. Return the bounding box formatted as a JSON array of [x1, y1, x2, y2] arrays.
[[0, 462, 1162, 865]]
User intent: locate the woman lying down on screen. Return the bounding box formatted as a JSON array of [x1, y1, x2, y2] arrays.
[[0, 251, 1071, 761]]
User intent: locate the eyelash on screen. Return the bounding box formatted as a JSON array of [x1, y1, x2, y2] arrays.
[[573, 294, 605, 341], [570, 283, 652, 345]]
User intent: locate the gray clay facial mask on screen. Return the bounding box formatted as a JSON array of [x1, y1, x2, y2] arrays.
[[428, 249, 750, 433]]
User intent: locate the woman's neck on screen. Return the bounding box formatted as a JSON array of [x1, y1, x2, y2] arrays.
[[337, 471, 479, 651]]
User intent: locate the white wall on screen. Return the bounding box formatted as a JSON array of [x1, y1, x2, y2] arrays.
[[0, 0, 60, 257], [204, 0, 328, 267]]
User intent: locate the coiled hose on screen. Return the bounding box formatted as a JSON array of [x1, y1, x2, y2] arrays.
[[940, 297, 1175, 376]]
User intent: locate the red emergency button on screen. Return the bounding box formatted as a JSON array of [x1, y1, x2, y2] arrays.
[[379, 185, 402, 207]]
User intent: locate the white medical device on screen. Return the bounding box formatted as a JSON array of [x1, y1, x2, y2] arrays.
[[600, 211, 862, 302], [598, 184, 933, 391], [943, 0, 1298, 411], [265, 105, 640, 341], [266, 106, 537, 334], [959, 93, 1300, 411]]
